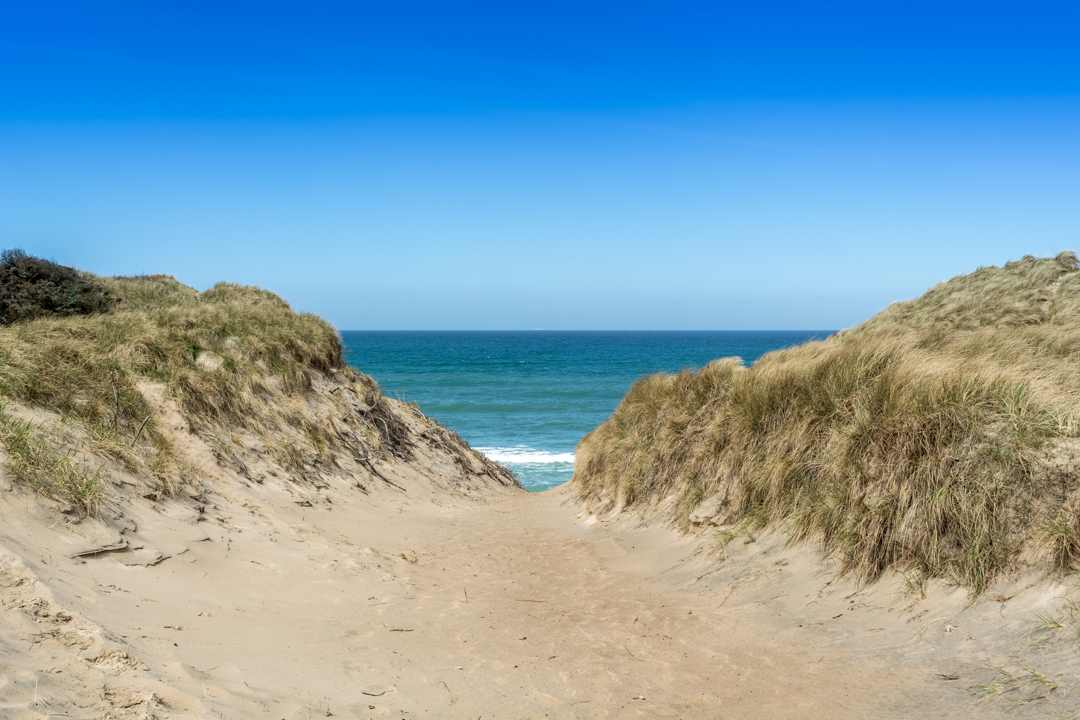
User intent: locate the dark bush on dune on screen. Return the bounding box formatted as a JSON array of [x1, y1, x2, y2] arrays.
[[0, 249, 117, 325]]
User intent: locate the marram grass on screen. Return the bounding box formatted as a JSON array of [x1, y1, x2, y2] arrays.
[[0, 405, 105, 515], [0, 273, 354, 501], [574, 252, 1080, 592]]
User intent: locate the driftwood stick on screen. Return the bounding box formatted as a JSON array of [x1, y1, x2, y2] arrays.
[[112, 384, 120, 430], [130, 415, 151, 446], [364, 459, 406, 492]]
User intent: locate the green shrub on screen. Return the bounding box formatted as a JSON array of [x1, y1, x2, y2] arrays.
[[0, 249, 117, 325]]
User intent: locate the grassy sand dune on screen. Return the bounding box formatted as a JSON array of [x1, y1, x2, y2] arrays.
[[0, 275, 342, 499], [0, 271, 518, 513], [574, 252, 1080, 592]]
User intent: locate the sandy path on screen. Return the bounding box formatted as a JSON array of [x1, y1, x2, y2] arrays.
[[337, 488, 984, 719], [1, 475, 1064, 719]]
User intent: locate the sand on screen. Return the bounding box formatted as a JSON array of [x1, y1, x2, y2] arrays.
[[2, 393, 1080, 718]]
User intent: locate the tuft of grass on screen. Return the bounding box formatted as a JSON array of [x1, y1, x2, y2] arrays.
[[0, 405, 104, 514], [709, 529, 738, 558], [574, 252, 1080, 592], [1023, 590, 1080, 648], [1039, 508, 1080, 573], [965, 664, 1061, 706]]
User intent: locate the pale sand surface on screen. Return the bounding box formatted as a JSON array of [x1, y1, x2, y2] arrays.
[[4, 463, 1078, 719]]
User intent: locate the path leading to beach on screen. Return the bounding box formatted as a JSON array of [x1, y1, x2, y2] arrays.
[[4, 466, 1048, 720]]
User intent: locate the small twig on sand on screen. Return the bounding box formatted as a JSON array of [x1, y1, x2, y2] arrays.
[[464, 588, 469, 603], [624, 645, 645, 662], [433, 680, 454, 705], [515, 599, 546, 603], [364, 458, 406, 492], [112, 383, 120, 430], [130, 415, 151, 446]]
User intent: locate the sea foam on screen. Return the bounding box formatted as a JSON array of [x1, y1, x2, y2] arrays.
[[477, 447, 575, 464]]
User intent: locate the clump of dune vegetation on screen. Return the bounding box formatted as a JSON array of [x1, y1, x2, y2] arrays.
[[0, 407, 105, 514], [0, 248, 117, 324], [574, 252, 1080, 592], [0, 251, 419, 504]]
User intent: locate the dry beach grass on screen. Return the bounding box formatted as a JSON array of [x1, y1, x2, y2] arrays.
[[574, 252, 1080, 592], [0, 273, 481, 507]]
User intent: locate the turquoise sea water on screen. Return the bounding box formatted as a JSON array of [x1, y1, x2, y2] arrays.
[[340, 331, 832, 491]]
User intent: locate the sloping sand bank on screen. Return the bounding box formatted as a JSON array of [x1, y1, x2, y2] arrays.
[[4, 462, 1077, 719]]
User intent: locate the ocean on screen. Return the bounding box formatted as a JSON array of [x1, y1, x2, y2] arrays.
[[340, 331, 832, 491]]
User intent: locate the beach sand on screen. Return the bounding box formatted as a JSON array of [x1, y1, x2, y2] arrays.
[[3, 456, 1072, 719]]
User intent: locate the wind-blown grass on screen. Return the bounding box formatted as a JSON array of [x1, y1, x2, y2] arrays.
[[0, 263, 519, 510], [0, 405, 104, 514], [574, 252, 1080, 592], [0, 272, 355, 496]]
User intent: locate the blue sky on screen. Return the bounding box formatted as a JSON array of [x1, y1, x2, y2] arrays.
[[1, 1, 1078, 329]]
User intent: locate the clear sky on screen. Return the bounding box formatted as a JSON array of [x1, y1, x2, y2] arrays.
[[2, 1, 1078, 330]]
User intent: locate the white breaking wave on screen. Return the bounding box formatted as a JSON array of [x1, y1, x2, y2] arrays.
[[477, 447, 575, 465]]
